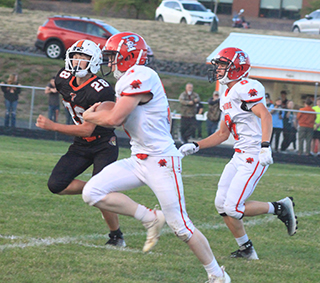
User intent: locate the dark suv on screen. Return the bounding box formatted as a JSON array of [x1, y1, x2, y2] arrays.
[[35, 15, 120, 59]]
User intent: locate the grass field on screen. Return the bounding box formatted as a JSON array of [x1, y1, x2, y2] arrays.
[[0, 136, 319, 283]]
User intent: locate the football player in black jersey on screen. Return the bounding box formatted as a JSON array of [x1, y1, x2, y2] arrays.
[[36, 39, 125, 247]]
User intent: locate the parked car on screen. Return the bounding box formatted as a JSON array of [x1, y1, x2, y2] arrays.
[[292, 9, 320, 34], [155, 0, 218, 25], [35, 15, 120, 59]]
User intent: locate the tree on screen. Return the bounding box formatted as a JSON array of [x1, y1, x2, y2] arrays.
[[94, 0, 161, 20], [301, 0, 320, 15]]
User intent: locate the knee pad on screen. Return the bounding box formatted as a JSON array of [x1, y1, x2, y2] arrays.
[[47, 177, 67, 194], [167, 222, 193, 242], [224, 205, 244, 220], [214, 194, 225, 214]]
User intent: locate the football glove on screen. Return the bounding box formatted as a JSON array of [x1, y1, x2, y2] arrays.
[[179, 142, 200, 157], [259, 143, 273, 166]]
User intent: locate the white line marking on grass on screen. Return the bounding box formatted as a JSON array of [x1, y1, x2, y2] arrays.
[[1, 210, 318, 252]]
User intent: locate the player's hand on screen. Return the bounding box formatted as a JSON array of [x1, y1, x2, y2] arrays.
[[179, 142, 199, 157], [83, 102, 101, 121], [35, 114, 55, 130], [259, 147, 273, 166]]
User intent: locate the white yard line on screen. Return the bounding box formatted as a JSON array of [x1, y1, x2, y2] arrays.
[[0, 210, 318, 252]]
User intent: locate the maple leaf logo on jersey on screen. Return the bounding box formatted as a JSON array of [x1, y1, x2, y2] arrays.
[[130, 80, 142, 89], [248, 89, 258, 97], [70, 92, 77, 102], [158, 159, 167, 167], [246, 157, 254, 164]]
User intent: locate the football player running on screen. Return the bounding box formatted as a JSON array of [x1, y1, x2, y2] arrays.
[[179, 47, 298, 260], [36, 39, 125, 247], [82, 32, 231, 283]]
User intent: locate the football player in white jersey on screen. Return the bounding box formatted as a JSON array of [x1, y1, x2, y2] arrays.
[[82, 32, 231, 283], [179, 47, 298, 260]]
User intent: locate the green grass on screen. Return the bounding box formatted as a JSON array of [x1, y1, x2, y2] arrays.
[[0, 136, 319, 283]]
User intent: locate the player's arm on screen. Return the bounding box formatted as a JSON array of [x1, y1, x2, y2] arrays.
[[36, 114, 96, 137], [197, 120, 229, 149], [179, 120, 229, 156], [83, 94, 145, 127], [251, 103, 272, 143]]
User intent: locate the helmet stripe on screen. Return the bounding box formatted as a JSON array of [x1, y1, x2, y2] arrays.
[[76, 40, 84, 48]]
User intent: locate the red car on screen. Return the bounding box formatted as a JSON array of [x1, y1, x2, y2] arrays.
[[35, 15, 120, 59]]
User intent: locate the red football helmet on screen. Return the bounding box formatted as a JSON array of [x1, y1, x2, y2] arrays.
[[101, 32, 148, 78], [208, 47, 251, 85]]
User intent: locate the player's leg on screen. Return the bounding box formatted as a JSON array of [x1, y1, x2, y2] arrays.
[[83, 157, 165, 250], [143, 156, 229, 281], [48, 148, 92, 195], [91, 137, 125, 246], [215, 154, 263, 260]]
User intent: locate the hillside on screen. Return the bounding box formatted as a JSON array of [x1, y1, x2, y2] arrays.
[[0, 7, 319, 64]]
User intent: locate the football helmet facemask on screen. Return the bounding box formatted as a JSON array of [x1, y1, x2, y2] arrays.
[[101, 32, 148, 79], [65, 40, 102, 78], [208, 47, 251, 85]]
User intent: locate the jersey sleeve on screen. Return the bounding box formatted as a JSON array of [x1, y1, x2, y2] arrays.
[[87, 77, 115, 105], [117, 67, 152, 97], [236, 79, 265, 111], [54, 68, 67, 93]]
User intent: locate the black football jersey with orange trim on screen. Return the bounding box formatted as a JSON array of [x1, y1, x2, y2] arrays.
[[55, 68, 115, 143]]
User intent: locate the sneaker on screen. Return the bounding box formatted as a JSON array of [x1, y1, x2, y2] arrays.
[[142, 209, 166, 253], [105, 234, 126, 247], [206, 266, 231, 283], [272, 197, 298, 236], [230, 240, 259, 260]]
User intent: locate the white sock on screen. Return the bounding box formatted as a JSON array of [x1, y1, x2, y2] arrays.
[[236, 234, 249, 246], [268, 202, 275, 214], [134, 204, 154, 222], [204, 259, 223, 278]]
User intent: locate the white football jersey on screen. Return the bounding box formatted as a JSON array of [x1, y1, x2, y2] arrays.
[[115, 65, 182, 157], [220, 78, 266, 153]]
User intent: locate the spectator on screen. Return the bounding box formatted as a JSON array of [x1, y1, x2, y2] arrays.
[[280, 100, 297, 152], [280, 90, 288, 108], [269, 98, 284, 152], [296, 98, 316, 156], [194, 100, 204, 139], [311, 97, 320, 156], [1, 73, 21, 128], [206, 91, 221, 136], [45, 76, 60, 122], [179, 83, 200, 143], [265, 93, 273, 107], [64, 108, 73, 125]]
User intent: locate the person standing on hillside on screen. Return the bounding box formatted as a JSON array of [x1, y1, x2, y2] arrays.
[[45, 76, 60, 122], [36, 39, 125, 247], [311, 97, 320, 156], [179, 83, 201, 143], [179, 47, 297, 260], [82, 32, 231, 283], [1, 73, 21, 128], [206, 91, 221, 136], [296, 98, 316, 156]]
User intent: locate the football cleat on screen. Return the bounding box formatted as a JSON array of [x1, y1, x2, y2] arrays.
[[273, 196, 298, 236], [230, 240, 259, 260], [105, 234, 126, 247], [206, 266, 231, 283], [142, 209, 166, 253]]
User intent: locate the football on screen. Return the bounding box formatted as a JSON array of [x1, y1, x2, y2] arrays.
[[96, 101, 115, 112]]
